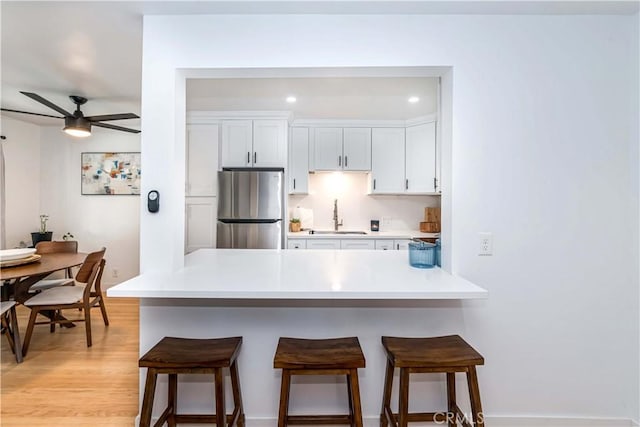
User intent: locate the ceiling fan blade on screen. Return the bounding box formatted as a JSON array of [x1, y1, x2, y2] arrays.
[[92, 122, 141, 134], [85, 113, 139, 122], [1, 108, 63, 119], [20, 91, 72, 116]]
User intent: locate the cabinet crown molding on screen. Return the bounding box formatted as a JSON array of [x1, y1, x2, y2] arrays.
[[187, 110, 293, 124], [292, 113, 437, 128]]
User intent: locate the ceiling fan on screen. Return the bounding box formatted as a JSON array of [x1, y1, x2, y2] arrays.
[[1, 91, 140, 137]]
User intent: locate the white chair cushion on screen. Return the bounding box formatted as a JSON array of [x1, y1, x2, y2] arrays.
[[24, 284, 86, 306], [0, 300, 16, 315], [29, 278, 74, 292]]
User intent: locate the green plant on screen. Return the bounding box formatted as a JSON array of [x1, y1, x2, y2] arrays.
[[63, 232, 75, 241], [39, 214, 49, 233], [290, 218, 300, 223]]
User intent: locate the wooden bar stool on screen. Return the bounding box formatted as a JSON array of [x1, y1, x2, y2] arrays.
[[139, 336, 245, 427], [274, 337, 366, 427], [380, 335, 485, 427]]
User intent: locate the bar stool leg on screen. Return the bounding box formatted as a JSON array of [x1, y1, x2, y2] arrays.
[[167, 373, 177, 427], [230, 361, 245, 427], [277, 370, 292, 427], [466, 366, 484, 427], [140, 369, 158, 427], [446, 372, 456, 427], [347, 372, 355, 427], [348, 369, 364, 427], [398, 368, 410, 427], [214, 367, 226, 427], [380, 360, 394, 427]]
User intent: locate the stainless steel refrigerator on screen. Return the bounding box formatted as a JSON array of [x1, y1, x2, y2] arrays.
[[216, 168, 284, 249]]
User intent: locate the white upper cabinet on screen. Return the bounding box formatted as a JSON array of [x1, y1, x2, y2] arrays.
[[221, 119, 286, 168], [342, 128, 371, 171], [186, 124, 219, 197], [312, 127, 371, 171], [405, 122, 437, 193], [313, 128, 343, 170], [253, 120, 287, 167], [370, 128, 405, 193], [289, 127, 309, 194]]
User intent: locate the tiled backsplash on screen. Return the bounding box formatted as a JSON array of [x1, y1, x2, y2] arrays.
[[288, 172, 439, 231]]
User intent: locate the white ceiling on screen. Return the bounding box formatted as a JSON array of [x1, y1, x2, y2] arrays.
[[2, 1, 637, 129]]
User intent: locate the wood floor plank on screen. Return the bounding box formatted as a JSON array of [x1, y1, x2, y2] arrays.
[[1, 297, 139, 426]]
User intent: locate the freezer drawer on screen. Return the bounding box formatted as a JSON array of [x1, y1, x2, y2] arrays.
[[216, 221, 282, 249], [218, 169, 283, 220]]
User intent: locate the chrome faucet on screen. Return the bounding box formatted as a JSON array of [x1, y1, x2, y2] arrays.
[[333, 199, 343, 231]]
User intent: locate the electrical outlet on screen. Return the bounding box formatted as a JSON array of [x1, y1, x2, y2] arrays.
[[478, 232, 493, 256], [112, 268, 119, 278]]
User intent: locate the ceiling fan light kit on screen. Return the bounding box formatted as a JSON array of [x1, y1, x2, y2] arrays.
[[64, 116, 91, 137], [1, 91, 140, 137]]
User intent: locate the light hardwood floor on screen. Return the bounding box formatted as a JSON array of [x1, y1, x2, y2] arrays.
[[1, 297, 140, 426]]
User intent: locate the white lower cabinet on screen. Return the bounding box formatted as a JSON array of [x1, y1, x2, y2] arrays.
[[395, 239, 411, 250], [306, 240, 341, 250], [341, 240, 375, 250], [288, 240, 307, 249], [185, 197, 217, 254], [375, 240, 395, 250]]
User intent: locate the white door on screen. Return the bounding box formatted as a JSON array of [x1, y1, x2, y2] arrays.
[[371, 128, 405, 193], [405, 122, 437, 193], [288, 240, 307, 249], [221, 120, 253, 167], [289, 127, 309, 194], [313, 128, 343, 171], [394, 239, 412, 250], [253, 120, 287, 167], [185, 197, 217, 254], [186, 124, 219, 196], [342, 128, 371, 171], [375, 240, 395, 250]]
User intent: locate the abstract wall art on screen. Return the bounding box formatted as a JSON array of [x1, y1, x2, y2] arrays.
[[81, 152, 141, 195]]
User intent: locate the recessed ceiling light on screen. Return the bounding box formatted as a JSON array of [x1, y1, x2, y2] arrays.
[[408, 96, 420, 104], [286, 96, 297, 103]]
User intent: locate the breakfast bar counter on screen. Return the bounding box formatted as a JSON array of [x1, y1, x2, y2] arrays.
[[108, 249, 488, 426]]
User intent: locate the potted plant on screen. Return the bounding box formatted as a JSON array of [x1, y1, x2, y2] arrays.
[[31, 214, 53, 247], [289, 218, 301, 232]]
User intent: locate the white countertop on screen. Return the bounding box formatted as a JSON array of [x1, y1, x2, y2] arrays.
[[107, 249, 487, 300], [288, 229, 440, 239]]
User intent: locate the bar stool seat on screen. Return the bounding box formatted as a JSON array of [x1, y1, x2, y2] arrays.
[[274, 337, 366, 427], [139, 336, 244, 427], [381, 335, 485, 427]]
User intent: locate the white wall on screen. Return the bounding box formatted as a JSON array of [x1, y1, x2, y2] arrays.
[[1, 116, 141, 286], [140, 14, 639, 423], [289, 173, 439, 231], [1, 116, 41, 248]]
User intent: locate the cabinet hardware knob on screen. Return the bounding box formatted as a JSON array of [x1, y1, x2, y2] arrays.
[[345, 156, 348, 167], [373, 179, 376, 190], [254, 152, 257, 164], [293, 178, 296, 189], [247, 152, 250, 164], [406, 179, 409, 190], [338, 156, 341, 167]]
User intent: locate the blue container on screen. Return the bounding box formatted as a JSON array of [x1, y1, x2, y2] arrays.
[[435, 239, 441, 267], [408, 241, 436, 269]]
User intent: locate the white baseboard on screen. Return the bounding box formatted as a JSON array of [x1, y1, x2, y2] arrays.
[[135, 414, 638, 426]]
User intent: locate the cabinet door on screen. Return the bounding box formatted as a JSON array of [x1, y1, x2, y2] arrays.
[[341, 240, 375, 250], [371, 128, 405, 193], [289, 128, 309, 194], [394, 239, 411, 250], [185, 197, 217, 254], [288, 239, 307, 249], [253, 120, 287, 167], [313, 128, 343, 171], [221, 120, 253, 167], [186, 125, 219, 196], [306, 239, 341, 250], [405, 122, 437, 193], [375, 240, 394, 250], [342, 128, 371, 171]]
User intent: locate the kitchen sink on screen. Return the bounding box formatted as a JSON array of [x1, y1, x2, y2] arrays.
[[309, 230, 367, 235]]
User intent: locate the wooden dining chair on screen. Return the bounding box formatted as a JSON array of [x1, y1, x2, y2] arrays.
[[1, 301, 23, 363], [21, 247, 109, 357], [31, 241, 79, 292]]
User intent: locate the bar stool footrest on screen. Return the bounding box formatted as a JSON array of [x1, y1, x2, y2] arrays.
[[174, 413, 238, 424], [286, 414, 353, 425]]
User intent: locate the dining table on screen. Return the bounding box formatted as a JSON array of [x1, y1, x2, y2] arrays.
[[1, 252, 87, 303]]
